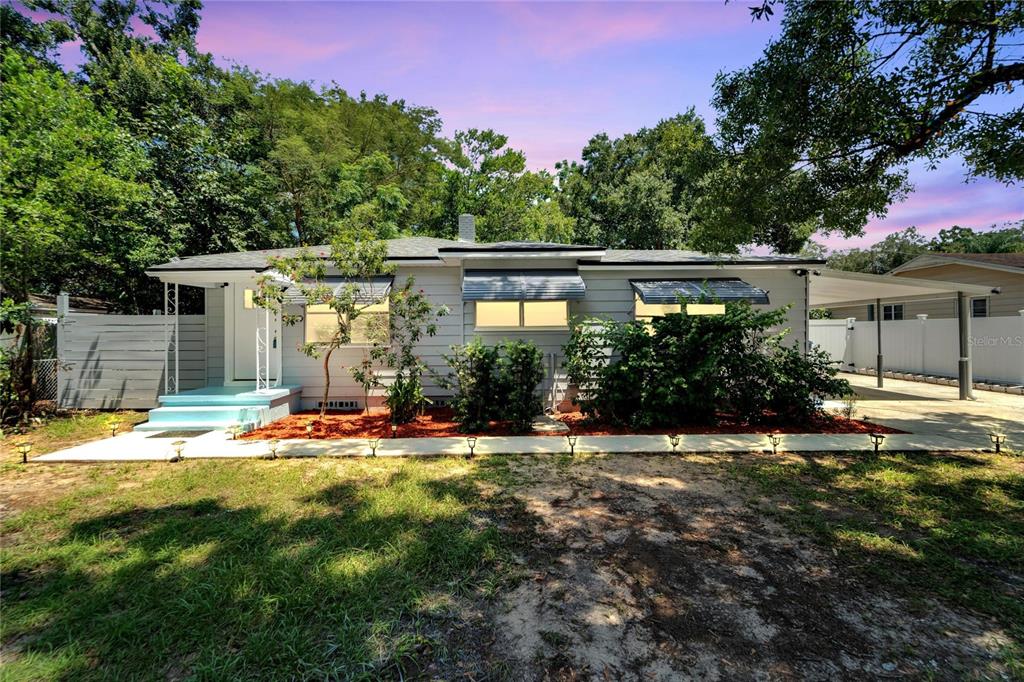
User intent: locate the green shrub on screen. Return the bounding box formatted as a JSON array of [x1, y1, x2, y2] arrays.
[[439, 339, 545, 433], [563, 302, 849, 427], [385, 374, 426, 424], [438, 339, 501, 432], [496, 340, 545, 432]]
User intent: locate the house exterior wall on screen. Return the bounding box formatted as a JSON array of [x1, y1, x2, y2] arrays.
[[205, 286, 226, 384], [827, 263, 1021, 320], [277, 262, 809, 410]]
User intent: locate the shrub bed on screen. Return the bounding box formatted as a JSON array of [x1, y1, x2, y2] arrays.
[[562, 303, 850, 428], [439, 339, 545, 433]]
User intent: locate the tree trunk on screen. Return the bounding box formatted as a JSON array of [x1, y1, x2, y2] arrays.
[[319, 346, 334, 421]]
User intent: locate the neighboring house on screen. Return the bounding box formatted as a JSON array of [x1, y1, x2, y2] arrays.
[[828, 253, 1023, 321], [131, 215, 822, 429]]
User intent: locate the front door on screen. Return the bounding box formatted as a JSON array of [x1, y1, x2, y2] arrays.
[[232, 284, 280, 382]]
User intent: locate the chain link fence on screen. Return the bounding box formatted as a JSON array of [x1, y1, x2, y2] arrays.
[[33, 358, 59, 402]]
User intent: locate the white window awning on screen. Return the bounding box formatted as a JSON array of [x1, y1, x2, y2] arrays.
[[630, 278, 770, 305], [281, 276, 394, 305], [462, 270, 586, 301]]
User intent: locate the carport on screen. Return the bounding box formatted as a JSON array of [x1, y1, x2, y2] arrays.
[[807, 269, 998, 400]]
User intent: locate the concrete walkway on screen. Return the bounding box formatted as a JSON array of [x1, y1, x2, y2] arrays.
[[32, 374, 1020, 462]]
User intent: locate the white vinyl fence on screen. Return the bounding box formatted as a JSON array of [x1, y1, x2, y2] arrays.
[[810, 315, 1024, 386], [58, 312, 206, 409]]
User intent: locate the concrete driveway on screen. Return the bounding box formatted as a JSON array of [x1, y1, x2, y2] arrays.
[[846, 374, 1023, 448]]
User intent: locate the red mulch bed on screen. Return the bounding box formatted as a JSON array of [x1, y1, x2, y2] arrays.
[[241, 407, 904, 440]]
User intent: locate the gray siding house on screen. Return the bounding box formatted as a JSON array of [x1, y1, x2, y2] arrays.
[[139, 216, 822, 430]]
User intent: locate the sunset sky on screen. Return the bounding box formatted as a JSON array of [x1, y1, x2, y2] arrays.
[[56, 1, 1024, 250]]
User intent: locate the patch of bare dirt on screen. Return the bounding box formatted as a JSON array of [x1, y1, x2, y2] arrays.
[[492, 454, 1013, 680]]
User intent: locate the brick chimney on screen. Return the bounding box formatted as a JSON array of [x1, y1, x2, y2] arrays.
[[458, 214, 476, 243]]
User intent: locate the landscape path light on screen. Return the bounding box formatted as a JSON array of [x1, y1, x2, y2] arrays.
[[108, 419, 123, 437], [869, 432, 886, 455], [368, 437, 380, 457], [391, 422, 398, 439], [766, 433, 782, 455], [989, 433, 1007, 454], [566, 434, 578, 456], [306, 420, 315, 439], [268, 439, 280, 459], [466, 436, 477, 459], [170, 439, 186, 462], [16, 442, 32, 463], [669, 434, 680, 452]]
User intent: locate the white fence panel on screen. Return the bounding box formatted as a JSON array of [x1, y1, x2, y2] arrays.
[[810, 316, 1024, 385], [58, 313, 206, 409]]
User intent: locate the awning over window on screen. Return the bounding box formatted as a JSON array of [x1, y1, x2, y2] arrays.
[[281, 276, 393, 305], [630, 279, 769, 305], [463, 270, 586, 301]]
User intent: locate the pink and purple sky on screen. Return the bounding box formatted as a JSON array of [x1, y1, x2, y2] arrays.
[[55, 1, 1024, 249]]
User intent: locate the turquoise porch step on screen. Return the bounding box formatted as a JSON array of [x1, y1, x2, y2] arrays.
[[134, 405, 266, 432]]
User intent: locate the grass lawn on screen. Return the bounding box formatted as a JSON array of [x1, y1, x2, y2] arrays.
[[1, 456, 522, 680], [729, 450, 1024, 665], [1, 410, 148, 462]]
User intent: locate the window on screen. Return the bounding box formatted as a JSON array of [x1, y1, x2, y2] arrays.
[[882, 304, 904, 321], [304, 300, 390, 345], [475, 300, 569, 329], [635, 296, 680, 325], [971, 297, 989, 318], [634, 296, 725, 325], [243, 289, 255, 309]]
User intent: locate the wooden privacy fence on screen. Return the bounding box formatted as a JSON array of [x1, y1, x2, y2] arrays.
[[810, 315, 1024, 386], [58, 312, 206, 409]]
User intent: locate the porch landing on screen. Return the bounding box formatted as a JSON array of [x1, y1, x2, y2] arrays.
[[135, 384, 302, 432]]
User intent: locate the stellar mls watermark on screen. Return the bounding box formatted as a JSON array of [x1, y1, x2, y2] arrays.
[[970, 335, 1024, 347]]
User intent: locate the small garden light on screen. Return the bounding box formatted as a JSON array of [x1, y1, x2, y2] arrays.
[[170, 439, 186, 462], [268, 439, 280, 459], [766, 433, 782, 455], [16, 442, 31, 464], [989, 432, 1007, 454], [466, 436, 477, 458], [391, 422, 398, 439], [869, 432, 886, 455], [227, 423, 241, 440], [108, 419, 123, 437], [668, 434, 680, 452], [368, 437, 380, 457], [306, 420, 315, 439], [566, 434, 578, 456]]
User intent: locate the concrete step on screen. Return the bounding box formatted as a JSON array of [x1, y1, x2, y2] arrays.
[[135, 405, 265, 432]]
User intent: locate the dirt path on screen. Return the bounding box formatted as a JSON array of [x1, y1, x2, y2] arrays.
[[493, 454, 1013, 680]]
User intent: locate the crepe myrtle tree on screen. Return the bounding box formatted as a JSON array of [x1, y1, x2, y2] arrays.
[[255, 226, 394, 422]]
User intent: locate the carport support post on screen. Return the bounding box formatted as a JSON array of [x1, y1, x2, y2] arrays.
[[957, 291, 973, 400], [875, 298, 883, 388]]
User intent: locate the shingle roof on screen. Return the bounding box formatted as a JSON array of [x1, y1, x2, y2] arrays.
[[927, 253, 1024, 269], [438, 240, 601, 252], [147, 237, 462, 271], [147, 238, 825, 272], [581, 250, 825, 265]]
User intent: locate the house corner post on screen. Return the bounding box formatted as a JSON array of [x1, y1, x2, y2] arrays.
[[916, 314, 928, 375], [957, 292, 972, 400], [56, 293, 69, 408], [1018, 310, 1024, 385], [875, 298, 883, 388]]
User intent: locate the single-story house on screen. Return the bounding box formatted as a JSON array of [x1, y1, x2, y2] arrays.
[[68, 215, 986, 430], [138, 215, 823, 429], [828, 252, 1023, 321]]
